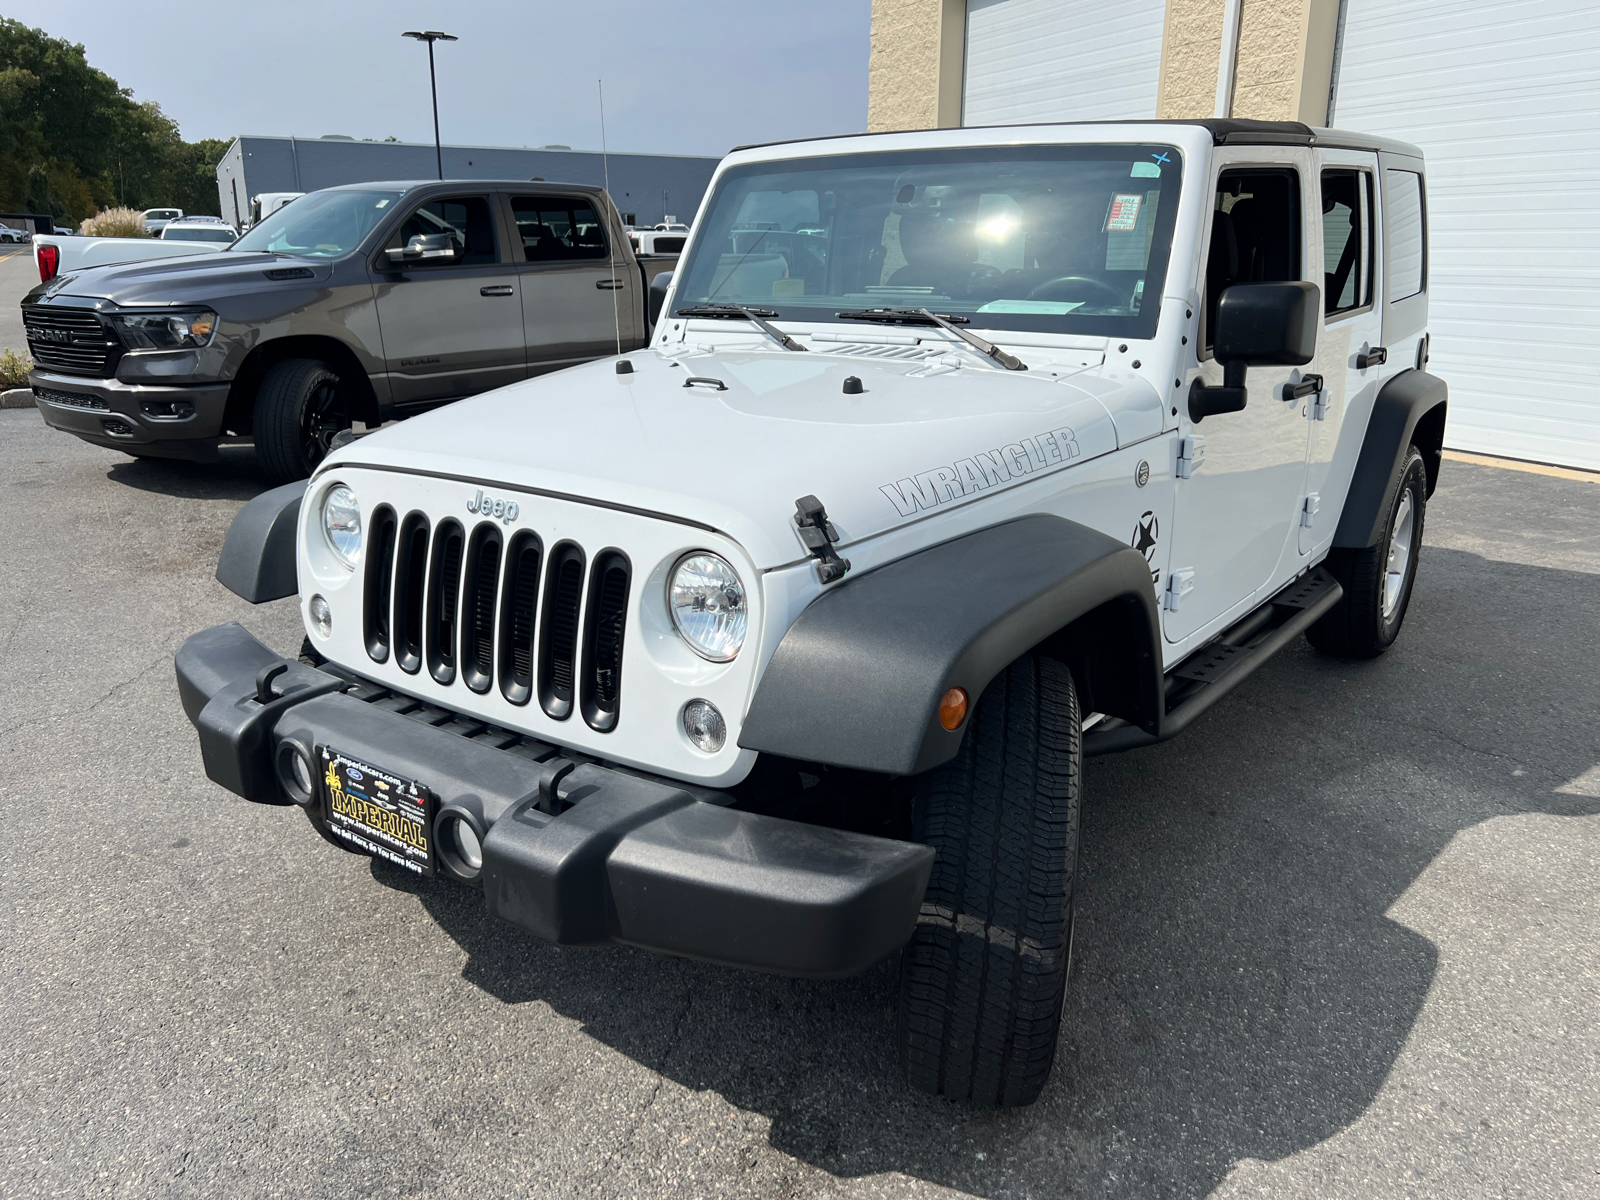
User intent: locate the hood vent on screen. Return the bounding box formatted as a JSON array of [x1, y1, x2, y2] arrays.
[[264, 267, 314, 281], [813, 342, 936, 362]]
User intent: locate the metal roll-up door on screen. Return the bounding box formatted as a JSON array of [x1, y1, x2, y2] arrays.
[[962, 0, 1168, 127], [1334, 0, 1600, 470]]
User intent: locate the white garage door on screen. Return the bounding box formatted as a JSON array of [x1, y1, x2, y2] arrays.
[[1334, 0, 1600, 470], [963, 0, 1167, 126]]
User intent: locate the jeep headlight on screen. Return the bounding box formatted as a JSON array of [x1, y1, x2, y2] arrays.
[[108, 308, 219, 350], [321, 484, 362, 569], [669, 552, 746, 662]]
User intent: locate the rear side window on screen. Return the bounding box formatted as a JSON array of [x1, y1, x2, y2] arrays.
[[1385, 170, 1426, 301], [389, 196, 499, 267], [511, 196, 609, 262], [1320, 169, 1374, 316]]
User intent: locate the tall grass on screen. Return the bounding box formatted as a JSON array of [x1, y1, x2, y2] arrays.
[[0, 348, 33, 388], [79, 207, 149, 238]]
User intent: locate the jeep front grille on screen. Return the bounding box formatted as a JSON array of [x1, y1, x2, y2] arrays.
[[366, 517, 630, 733], [23, 307, 120, 377]]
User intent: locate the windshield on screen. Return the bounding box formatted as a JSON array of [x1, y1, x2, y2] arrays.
[[230, 189, 404, 258], [674, 144, 1182, 338], [165, 227, 236, 242]]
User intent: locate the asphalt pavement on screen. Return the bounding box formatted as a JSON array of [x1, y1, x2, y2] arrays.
[[0, 248, 31, 360], [0, 408, 1596, 1198]]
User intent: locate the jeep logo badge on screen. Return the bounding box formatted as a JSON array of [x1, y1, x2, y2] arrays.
[[467, 489, 519, 524]]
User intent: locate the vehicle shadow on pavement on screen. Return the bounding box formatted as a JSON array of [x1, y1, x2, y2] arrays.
[[387, 545, 1598, 1198], [104, 444, 270, 501]]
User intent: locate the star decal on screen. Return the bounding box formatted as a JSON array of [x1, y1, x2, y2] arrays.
[[1132, 511, 1159, 559]]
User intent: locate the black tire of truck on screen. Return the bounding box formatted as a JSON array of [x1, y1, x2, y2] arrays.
[[254, 358, 351, 485], [1308, 445, 1428, 659], [897, 653, 1082, 1107]]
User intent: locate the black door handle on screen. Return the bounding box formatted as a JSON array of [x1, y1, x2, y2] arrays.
[[596, 279, 624, 290], [480, 285, 515, 296], [1356, 346, 1387, 369], [1281, 373, 1323, 401]]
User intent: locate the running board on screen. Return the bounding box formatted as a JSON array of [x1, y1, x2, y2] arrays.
[[1083, 567, 1343, 756]]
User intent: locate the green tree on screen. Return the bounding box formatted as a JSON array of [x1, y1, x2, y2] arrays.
[[0, 17, 225, 222]]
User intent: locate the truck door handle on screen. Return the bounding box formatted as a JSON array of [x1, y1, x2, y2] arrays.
[[596, 279, 624, 290], [1356, 346, 1387, 369], [1281, 374, 1323, 401], [480, 285, 515, 296]]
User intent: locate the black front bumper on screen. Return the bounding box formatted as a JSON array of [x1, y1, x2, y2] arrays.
[[175, 623, 934, 978], [31, 368, 230, 459]]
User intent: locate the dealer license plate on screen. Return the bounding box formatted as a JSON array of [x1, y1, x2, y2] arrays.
[[318, 747, 436, 876]]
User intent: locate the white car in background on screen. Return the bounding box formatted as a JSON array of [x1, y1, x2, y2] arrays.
[[0, 223, 32, 244], [141, 208, 183, 237], [161, 218, 238, 246], [249, 192, 304, 229]]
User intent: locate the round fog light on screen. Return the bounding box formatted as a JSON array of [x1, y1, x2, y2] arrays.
[[309, 594, 332, 638], [435, 809, 486, 881], [453, 819, 483, 871], [681, 699, 726, 753], [275, 741, 316, 806]]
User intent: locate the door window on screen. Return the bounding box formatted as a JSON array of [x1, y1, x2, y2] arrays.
[[1321, 169, 1374, 316], [1385, 170, 1426, 301], [1204, 168, 1302, 352], [386, 196, 499, 266], [510, 196, 610, 262]]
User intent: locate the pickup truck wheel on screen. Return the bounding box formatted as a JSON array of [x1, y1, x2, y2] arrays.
[[897, 653, 1081, 1107], [255, 358, 350, 484], [1309, 445, 1428, 659]]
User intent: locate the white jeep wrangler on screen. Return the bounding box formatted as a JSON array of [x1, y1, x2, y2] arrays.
[[176, 118, 1446, 1107]]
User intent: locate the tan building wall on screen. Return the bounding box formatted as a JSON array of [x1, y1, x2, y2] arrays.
[[868, 0, 1341, 130], [1232, 0, 1342, 123], [867, 0, 965, 132]]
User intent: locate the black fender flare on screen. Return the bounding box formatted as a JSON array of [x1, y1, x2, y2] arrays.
[[1334, 369, 1448, 549], [737, 514, 1163, 776], [216, 481, 304, 602]]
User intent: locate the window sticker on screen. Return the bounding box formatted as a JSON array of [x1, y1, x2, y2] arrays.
[[1106, 194, 1143, 232]]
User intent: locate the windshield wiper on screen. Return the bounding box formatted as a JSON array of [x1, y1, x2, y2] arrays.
[[835, 307, 1027, 371], [675, 303, 808, 352]]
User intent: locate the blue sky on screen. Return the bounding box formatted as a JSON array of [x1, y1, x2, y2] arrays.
[[27, 0, 870, 157]]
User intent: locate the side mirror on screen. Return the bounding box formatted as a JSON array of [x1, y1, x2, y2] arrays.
[[1190, 281, 1319, 422], [385, 232, 459, 265], [647, 270, 675, 329]]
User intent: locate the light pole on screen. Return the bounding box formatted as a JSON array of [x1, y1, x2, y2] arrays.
[[402, 30, 457, 180]]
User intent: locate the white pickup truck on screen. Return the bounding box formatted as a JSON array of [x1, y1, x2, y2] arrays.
[[175, 118, 1445, 1107], [32, 230, 216, 285]]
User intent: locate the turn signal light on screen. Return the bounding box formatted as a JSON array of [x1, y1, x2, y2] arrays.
[[938, 687, 968, 731], [37, 243, 59, 282]]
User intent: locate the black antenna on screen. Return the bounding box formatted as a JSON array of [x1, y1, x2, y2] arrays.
[[599, 79, 621, 357]]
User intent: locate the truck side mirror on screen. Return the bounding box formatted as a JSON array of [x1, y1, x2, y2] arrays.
[[385, 232, 459, 264], [1190, 281, 1319, 422], [647, 270, 674, 329]]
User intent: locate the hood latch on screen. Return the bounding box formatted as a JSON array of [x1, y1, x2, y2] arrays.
[[794, 495, 851, 584]]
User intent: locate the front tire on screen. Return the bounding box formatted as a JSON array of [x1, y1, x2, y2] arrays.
[[897, 654, 1082, 1107], [254, 358, 350, 484], [1308, 445, 1428, 658]]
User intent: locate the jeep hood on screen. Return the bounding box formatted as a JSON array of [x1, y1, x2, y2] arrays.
[[40, 252, 326, 305], [328, 349, 1161, 570]]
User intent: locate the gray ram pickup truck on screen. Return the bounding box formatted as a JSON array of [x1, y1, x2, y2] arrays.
[[21, 181, 674, 482]]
